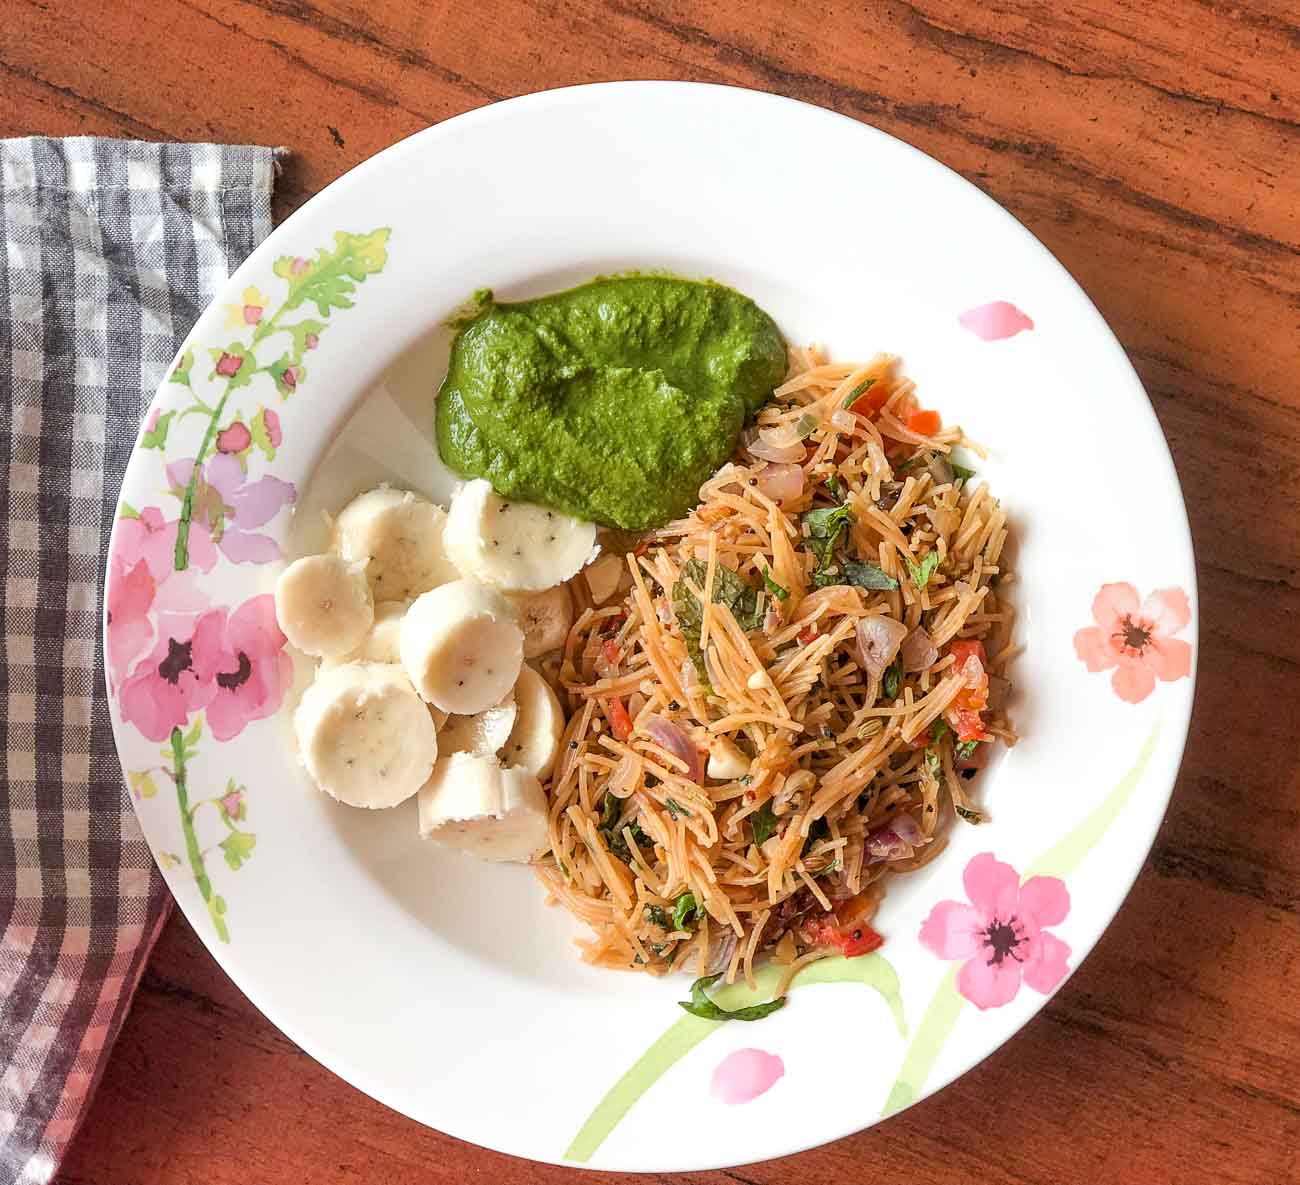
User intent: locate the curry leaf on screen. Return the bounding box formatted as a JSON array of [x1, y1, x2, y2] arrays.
[[844, 560, 899, 591], [750, 801, 778, 847], [674, 558, 764, 668], [883, 655, 904, 699], [644, 904, 670, 929], [678, 973, 788, 1023], [673, 891, 700, 932]]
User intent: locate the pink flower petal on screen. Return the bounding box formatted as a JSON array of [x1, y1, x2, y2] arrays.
[[919, 899, 984, 960], [219, 529, 281, 565], [226, 473, 296, 530], [205, 453, 245, 502], [1111, 659, 1156, 704], [962, 852, 1020, 921], [958, 301, 1034, 341], [1017, 875, 1070, 929], [1141, 587, 1191, 637], [1090, 582, 1140, 632], [165, 458, 195, 492], [1073, 625, 1118, 673], [1021, 930, 1072, 996], [1145, 636, 1192, 683], [710, 1048, 784, 1104], [957, 950, 1023, 1010]]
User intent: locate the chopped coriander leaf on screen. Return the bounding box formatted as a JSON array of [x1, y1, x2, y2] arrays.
[[665, 797, 688, 820], [950, 461, 976, 482], [824, 473, 843, 500], [956, 805, 985, 824], [761, 568, 790, 601], [932, 718, 950, 743], [750, 801, 778, 847], [905, 550, 941, 589], [844, 560, 899, 591], [883, 655, 904, 699], [678, 973, 788, 1022], [644, 904, 670, 928], [598, 791, 619, 832]]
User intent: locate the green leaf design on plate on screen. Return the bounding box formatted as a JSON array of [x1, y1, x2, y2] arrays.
[[219, 830, 257, 871], [140, 410, 175, 450], [881, 720, 1162, 1117], [273, 229, 391, 316], [565, 953, 904, 1163]]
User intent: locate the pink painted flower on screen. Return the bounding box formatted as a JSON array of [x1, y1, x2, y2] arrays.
[[220, 785, 246, 821], [1073, 583, 1192, 704], [118, 610, 224, 742], [920, 852, 1071, 1010], [262, 407, 282, 447], [167, 455, 295, 564], [224, 286, 267, 330], [958, 301, 1034, 341], [304, 332, 319, 350], [711, 1049, 785, 1104], [214, 352, 244, 378], [290, 256, 309, 275], [106, 508, 217, 690], [143, 407, 163, 435], [193, 595, 292, 742], [106, 558, 156, 694], [281, 364, 299, 390], [216, 421, 253, 455]]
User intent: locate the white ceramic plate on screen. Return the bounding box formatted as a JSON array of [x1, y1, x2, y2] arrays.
[[104, 82, 1196, 1171]]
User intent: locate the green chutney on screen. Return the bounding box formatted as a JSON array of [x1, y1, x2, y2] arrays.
[[435, 276, 787, 530]]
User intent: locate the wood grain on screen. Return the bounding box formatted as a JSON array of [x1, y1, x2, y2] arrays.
[[1, 1, 1296, 1182]]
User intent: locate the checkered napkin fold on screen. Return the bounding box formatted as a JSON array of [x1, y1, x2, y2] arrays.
[[0, 137, 280, 1185]]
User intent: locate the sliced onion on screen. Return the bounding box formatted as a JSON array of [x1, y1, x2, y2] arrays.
[[866, 813, 922, 863], [925, 454, 956, 487], [747, 438, 805, 464], [643, 714, 704, 782], [755, 462, 805, 503], [703, 924, 739, 976], [830, 408, 857, 433], [680, 658, 700, 691], [607, 752, 639, 798], [891, 812, 924, 845], [901, 627, 938, 673], [763, 606, 783, 635], [856, 616, 908, 677]]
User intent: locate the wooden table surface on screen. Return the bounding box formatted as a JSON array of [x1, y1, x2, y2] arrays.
[[5, 2, 1298, 1182]]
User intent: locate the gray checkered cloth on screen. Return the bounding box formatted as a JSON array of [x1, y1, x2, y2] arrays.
[[0, 137, 280, 1184]]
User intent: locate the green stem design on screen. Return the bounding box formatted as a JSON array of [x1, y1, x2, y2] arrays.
[[565, 953, 904, 1164], [881, 718, 1163, 1117], [173, 386, 233, 572], [170, 726, 228, 943]]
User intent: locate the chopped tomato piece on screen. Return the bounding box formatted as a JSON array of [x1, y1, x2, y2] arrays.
[[906, 409, 942, 435], [604, 696, 633, 742], [796, 624, 819, 645], [948, 706, 990, 743], [848, 385, 889, 418], [948, 639, 987, 667], [601, 638, 621, 666], [799, 892, 884, 958], [948, 638, 990, 714]]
